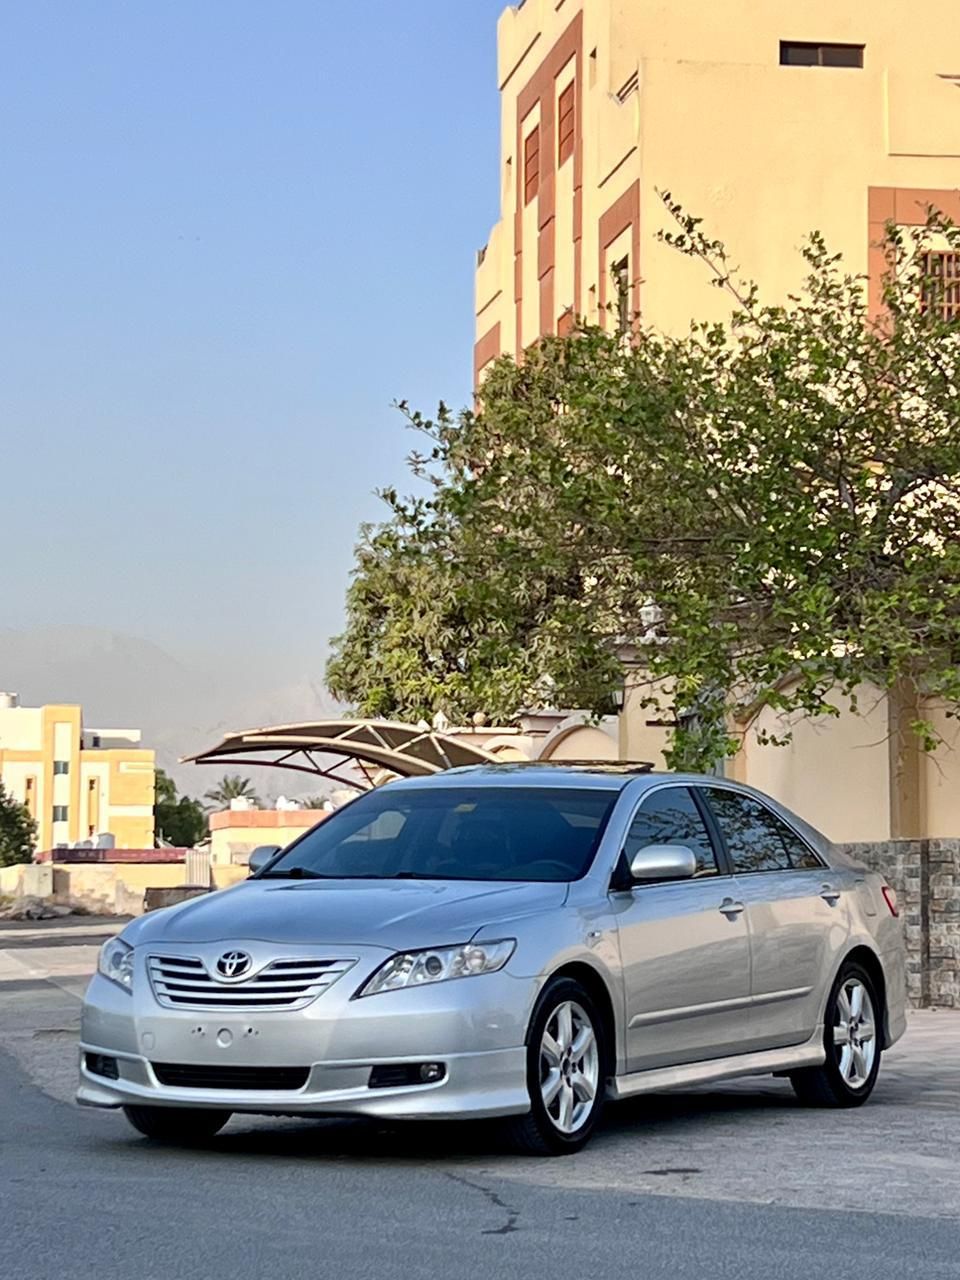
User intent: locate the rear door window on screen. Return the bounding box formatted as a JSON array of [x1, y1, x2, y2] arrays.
[[703, 789, 822, 873]]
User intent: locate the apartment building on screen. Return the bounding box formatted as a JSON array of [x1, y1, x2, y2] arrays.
[[0, 692, 155, 849], [475, 0, 960, 378]]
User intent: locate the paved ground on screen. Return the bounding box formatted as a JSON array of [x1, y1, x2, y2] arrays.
[[3, 919, 960, 1279]]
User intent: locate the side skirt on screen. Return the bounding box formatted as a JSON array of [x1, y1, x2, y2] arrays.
[[610, 1031, 825, 1101]]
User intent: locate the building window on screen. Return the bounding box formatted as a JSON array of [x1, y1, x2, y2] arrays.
[[780, 42, 864, 68], [922, 251, 960, 321], [558, 83, 575, 165], [52, 805, 69, 823], [524, 125, 541, 205], [91, 734, 101, 748], [53, 760, 69, 775], [613, 256, 630, 335]]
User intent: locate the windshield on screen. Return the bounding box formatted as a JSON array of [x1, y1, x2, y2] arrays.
[[260, 785, 619, 883]]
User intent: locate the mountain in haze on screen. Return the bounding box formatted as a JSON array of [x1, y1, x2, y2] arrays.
[[0, 626, 342, 798]]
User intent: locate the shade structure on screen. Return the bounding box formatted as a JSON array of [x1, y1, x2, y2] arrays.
[[182, 719, 501, 790]]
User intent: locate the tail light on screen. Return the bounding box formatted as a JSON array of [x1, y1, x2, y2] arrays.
[[881, 885, 899, 918]]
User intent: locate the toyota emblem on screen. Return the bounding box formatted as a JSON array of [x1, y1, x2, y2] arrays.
[[215, 950, 253, 980]]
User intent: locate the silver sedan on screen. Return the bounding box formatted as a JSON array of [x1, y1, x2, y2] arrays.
[[78, 766, 906, 1155]]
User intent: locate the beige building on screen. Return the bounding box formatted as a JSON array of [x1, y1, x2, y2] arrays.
[[475, 0, 960, 374], [208, 807, 331, 867], [618, 678, 960, 845], [0, 692, 155, 850], [472, 1, 960, 843]]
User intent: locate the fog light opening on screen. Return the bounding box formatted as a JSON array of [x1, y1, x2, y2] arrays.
[[85, 1053, 120, 1081], [368, 1062, 448, 1090]]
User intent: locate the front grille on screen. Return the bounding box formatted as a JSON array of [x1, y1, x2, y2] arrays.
[[147, 954, 356, 1010], [152, 1063, 310, 1091]]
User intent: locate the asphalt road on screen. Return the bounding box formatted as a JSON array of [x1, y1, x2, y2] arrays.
[[2, 922, 960, 1279]]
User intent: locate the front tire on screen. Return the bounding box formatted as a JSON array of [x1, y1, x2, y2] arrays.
[[790, 961, 882, 1108], [123, 1105, 231, 1143], [505, 977, 606, 1156]]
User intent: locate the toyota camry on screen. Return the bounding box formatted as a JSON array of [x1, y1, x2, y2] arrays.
[[78, 766, 906, 1155]]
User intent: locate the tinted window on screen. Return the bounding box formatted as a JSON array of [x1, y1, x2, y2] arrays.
[[262, 786, 619, 883], [624, 787, 718, 877], [705, 790, 821, 873]]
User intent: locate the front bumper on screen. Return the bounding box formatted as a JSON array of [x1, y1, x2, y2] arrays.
[[77, 944, 534, 1121], [77, 1044, 528, 1120]]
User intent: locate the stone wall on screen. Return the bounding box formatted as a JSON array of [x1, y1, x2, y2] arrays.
[[0, 860, 248, 917], [840, 839, 960, 1009]]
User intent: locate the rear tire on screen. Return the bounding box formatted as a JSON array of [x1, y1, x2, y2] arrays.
[[790, 961, 882, 1108], [504, 977, 606, 1156], [123, 1105, 231, 1143]]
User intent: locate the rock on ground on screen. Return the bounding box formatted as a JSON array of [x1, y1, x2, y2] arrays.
[[0, 897, 82, 921]]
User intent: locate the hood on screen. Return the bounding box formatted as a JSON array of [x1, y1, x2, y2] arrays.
[[123, 878, 568, 951]]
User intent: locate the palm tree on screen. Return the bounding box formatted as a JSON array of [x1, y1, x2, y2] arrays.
[[297, 795, 331, 811], [204, 775, 261, 810]]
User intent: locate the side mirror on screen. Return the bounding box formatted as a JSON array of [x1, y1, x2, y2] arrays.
[[248, 845, 282, 877], [629, 843, 697, 883]]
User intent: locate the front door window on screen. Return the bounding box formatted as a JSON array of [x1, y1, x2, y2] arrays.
[[623, 786, 719, 878]]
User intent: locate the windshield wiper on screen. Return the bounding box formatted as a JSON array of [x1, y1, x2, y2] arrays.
[[259, 867, 336, 880], [337, 871, 435, 880], [261, 869, 438, 882]]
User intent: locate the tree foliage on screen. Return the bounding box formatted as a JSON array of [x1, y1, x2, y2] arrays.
[[0, 781, 36, 867], [155, 768, 209, 849], [328, 200, 960, 769]]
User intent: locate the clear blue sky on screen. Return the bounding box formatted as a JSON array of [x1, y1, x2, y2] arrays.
[[2, 0, 506, 673]]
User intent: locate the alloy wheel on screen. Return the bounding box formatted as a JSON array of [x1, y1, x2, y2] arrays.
[[539, 1000, 599, 1134], [832, 978, 877, 1089]]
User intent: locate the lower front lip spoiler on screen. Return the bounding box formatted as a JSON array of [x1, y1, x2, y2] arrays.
[[77, 1044, 530, 1122]]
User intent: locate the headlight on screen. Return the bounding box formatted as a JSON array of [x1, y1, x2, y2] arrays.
[[358, 939, 516, 997], [98, 938, 134, 993]]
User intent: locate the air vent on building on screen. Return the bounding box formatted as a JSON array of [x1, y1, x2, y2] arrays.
[[616, 71, 639, 102]]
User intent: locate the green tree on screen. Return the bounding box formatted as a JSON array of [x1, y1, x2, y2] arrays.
[[0, 780, 36, 867], [203, 774, 261, 810], [155, 769, 208, 849], [329, 200, 960, 770]]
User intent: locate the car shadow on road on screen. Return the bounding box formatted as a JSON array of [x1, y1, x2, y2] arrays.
[[95, 1082, 822, 1165]]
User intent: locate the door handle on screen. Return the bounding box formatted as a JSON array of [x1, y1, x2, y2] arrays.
[[820, 885, 842, 906], [719, 897, 745, 918]]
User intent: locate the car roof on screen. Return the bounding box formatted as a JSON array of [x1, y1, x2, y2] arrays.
[[385, 763, 659, 792]]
